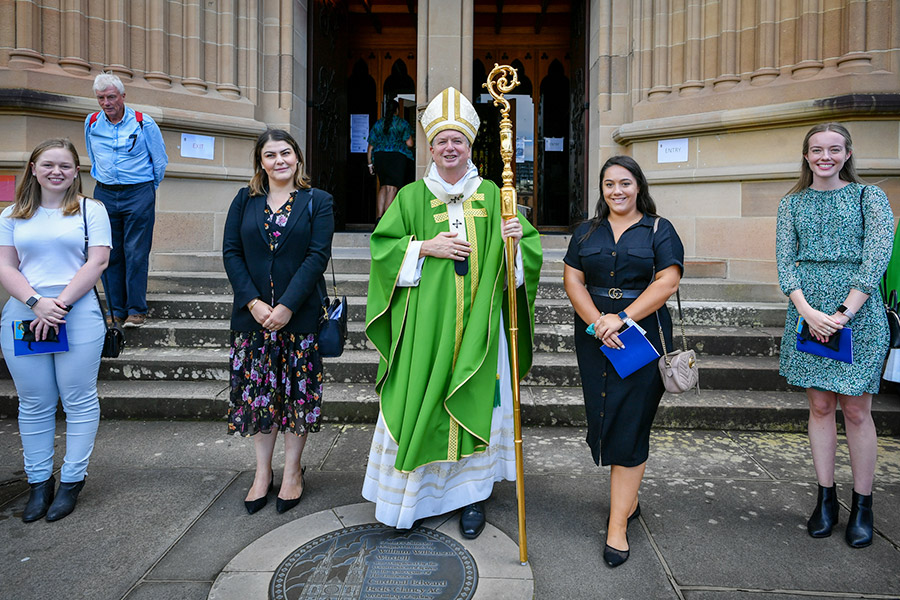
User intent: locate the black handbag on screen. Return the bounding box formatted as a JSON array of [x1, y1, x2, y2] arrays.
[[82, 200, 125, 358], [886, 290, 900, 350], [317, 258, 347, 358]]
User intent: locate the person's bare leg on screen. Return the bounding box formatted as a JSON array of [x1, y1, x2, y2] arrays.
[[278, 432, 308, 500], [807, 388, 838, 486], [382, 185, 399, 215], [838, 393, 877, 495], [247, 431, 276, 501], [607, 463, 645, 551]]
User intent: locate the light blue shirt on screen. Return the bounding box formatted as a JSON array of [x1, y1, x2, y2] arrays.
[[84, 106, 168, 188]]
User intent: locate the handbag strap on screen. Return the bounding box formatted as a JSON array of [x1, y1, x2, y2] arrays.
[[82, 199, 112, 332], [307, 192, 339, 299], [650, 217, 687, 359]]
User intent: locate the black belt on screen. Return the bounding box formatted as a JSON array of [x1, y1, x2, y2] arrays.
[[96, 181, 152, 191], [586, 286, 642, 299]]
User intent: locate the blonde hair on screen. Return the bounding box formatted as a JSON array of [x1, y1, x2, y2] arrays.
[[788, 122, 862, 195], [248, 129, 311, 196], [12, 139, 83, 219]]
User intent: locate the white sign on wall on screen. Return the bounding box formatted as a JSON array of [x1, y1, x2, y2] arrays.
[[544, 137, 564, 152], [657, 138, 688, 163], [350, 114, 370, 153], [180, 133, 215, 160]]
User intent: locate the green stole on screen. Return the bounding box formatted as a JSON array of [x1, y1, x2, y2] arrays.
[[365, 179, 542, 472]]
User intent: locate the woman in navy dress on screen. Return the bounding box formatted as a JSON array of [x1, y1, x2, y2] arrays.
[[564, 156, 684, 567]]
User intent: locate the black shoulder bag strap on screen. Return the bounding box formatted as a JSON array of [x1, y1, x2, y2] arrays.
[[82, 200, 114, 331]]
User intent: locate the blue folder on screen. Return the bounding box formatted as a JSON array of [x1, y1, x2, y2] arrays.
[[12, 321, 69, 356], [795, 317, 852, 364], [599, 325, 660, 379]]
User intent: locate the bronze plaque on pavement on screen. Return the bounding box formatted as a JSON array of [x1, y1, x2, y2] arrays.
[[271, 523, 477, 600]]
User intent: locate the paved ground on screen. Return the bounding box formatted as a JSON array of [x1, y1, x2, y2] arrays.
[[1, 419, 899, 600]]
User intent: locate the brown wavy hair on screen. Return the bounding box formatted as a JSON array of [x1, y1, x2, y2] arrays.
[[12, 139, 83, 219], [787, 122, 862, 195], [248, 129, 312, 196], [580, 155, 658, 242]]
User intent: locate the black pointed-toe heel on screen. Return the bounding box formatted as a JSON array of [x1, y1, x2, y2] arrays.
[[276, 468, 306, 515], [603, 542, 630, 568], [807, 484, 839, 538], [22, 475, 55, 523], [244, 475, 274, 515], [45, 480, 84, 522], [845, 489, 874, 548]]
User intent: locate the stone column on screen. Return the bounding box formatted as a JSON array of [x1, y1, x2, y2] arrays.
[[837, 0, 874, 73], [713, 0, 740, 89], [145, 0, 172, 87], [679, 0, 704, 95], [416, 0, 474, 172], [106, 0, 134, 80], [183, 0, 207, 93], [60, 0, 91, 74], [9, 0, 44, 67], [791, 0, 823, 79], [217, 0, 241, 98], [750, 0, 779, 85]]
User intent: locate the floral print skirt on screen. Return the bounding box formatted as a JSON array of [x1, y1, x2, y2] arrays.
[[227, 330, 323, 436]]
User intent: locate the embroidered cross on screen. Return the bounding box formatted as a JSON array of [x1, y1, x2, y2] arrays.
[[452, 219, 463, 229], [449, 194, 464, 204]]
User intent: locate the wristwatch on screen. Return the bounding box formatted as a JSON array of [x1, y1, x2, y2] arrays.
[[25, 294, 41, 309], [837, 304, 855, 319], [618, 310, 637, 329]]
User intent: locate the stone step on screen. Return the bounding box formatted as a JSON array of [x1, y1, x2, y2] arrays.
[[147, 270, 779, 302], [143, 293, 788, 327], [0, 380, 895, 434], [127, 319, 785, 357], [0, 349, 788, 390]]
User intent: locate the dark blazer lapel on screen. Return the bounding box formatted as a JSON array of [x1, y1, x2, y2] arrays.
[[274, 189, 312, 255], [254, 195, 269, 247]]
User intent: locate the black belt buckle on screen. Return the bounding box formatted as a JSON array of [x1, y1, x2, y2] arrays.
[[607, 287, 623, 299]]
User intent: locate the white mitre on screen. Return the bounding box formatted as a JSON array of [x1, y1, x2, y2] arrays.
[[419, 86, 481, 145]]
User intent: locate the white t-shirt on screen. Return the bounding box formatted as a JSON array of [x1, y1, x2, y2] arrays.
[[0, 200, 112, 289]]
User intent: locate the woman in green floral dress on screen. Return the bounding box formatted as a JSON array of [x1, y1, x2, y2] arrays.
[[776, 123, 893, 548]]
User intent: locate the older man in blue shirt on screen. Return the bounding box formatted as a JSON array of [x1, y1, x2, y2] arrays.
[[85, 73, 168, 327]]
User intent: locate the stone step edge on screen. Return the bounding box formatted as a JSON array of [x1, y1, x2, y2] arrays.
[[0, 381, 895, 434]]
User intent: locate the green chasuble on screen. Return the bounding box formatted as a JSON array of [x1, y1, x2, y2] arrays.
[[883, 223, 900, 301], [365, 178, 542, 472]]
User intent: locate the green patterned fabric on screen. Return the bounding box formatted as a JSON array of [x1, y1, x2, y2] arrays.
[[365, 179, 541, 472], [776, 183, 894, 394]]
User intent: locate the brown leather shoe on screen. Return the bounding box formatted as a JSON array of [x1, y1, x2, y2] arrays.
[[124, 314, 147, 328]]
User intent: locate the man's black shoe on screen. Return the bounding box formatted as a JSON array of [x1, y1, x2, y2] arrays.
[[459, 502, 486, 539]]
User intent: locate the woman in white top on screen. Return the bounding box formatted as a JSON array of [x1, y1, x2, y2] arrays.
[[0, 139, 111, 522]]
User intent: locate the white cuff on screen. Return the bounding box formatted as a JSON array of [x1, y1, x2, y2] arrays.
[[397, 240, 425, 287]]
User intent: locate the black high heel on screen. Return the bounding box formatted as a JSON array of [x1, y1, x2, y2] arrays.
[[807, 484, 839, 538], [244, 474, 274, 515], [46, 480, 84, 522], [276, 467, 306, 514], [845, 489, 874, 548], [22, 475, 55, 523]]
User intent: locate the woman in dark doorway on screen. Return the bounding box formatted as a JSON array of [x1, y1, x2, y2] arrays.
[[367, 99, 414, 220]]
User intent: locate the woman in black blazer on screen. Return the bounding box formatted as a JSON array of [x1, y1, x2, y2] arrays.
[[223, 129, 334, 515]]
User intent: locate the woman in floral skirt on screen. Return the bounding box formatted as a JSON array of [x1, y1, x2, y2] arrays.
[[223, 129, 334, 514], [776, 123, 893, 547]]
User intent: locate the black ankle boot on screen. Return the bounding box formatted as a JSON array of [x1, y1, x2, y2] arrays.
[[22, 475, 55, 523], [807, 484, 839, 538], [45, 480, 85, 522], [845, 489, 874, 548]]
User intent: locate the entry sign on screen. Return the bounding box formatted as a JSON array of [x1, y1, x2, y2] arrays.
[[658, 138, 688, 163], [180, 133, 215, 160]]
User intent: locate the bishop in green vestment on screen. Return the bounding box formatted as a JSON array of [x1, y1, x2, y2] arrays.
[[362, 87, 542, 536]]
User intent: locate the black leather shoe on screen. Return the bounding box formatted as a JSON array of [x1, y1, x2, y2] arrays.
[[22, 475, 55, 523], [807, 484, 839, 538], [459, 502, 486, 539], [845, 489, 874, 548], [603, 543, 630, 568], [276, 469, 306, 515], [45, 480, 84, 522], [244, 475, 274, 515]]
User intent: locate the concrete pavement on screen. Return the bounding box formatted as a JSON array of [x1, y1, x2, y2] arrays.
[[1, 419, 899, 600]]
